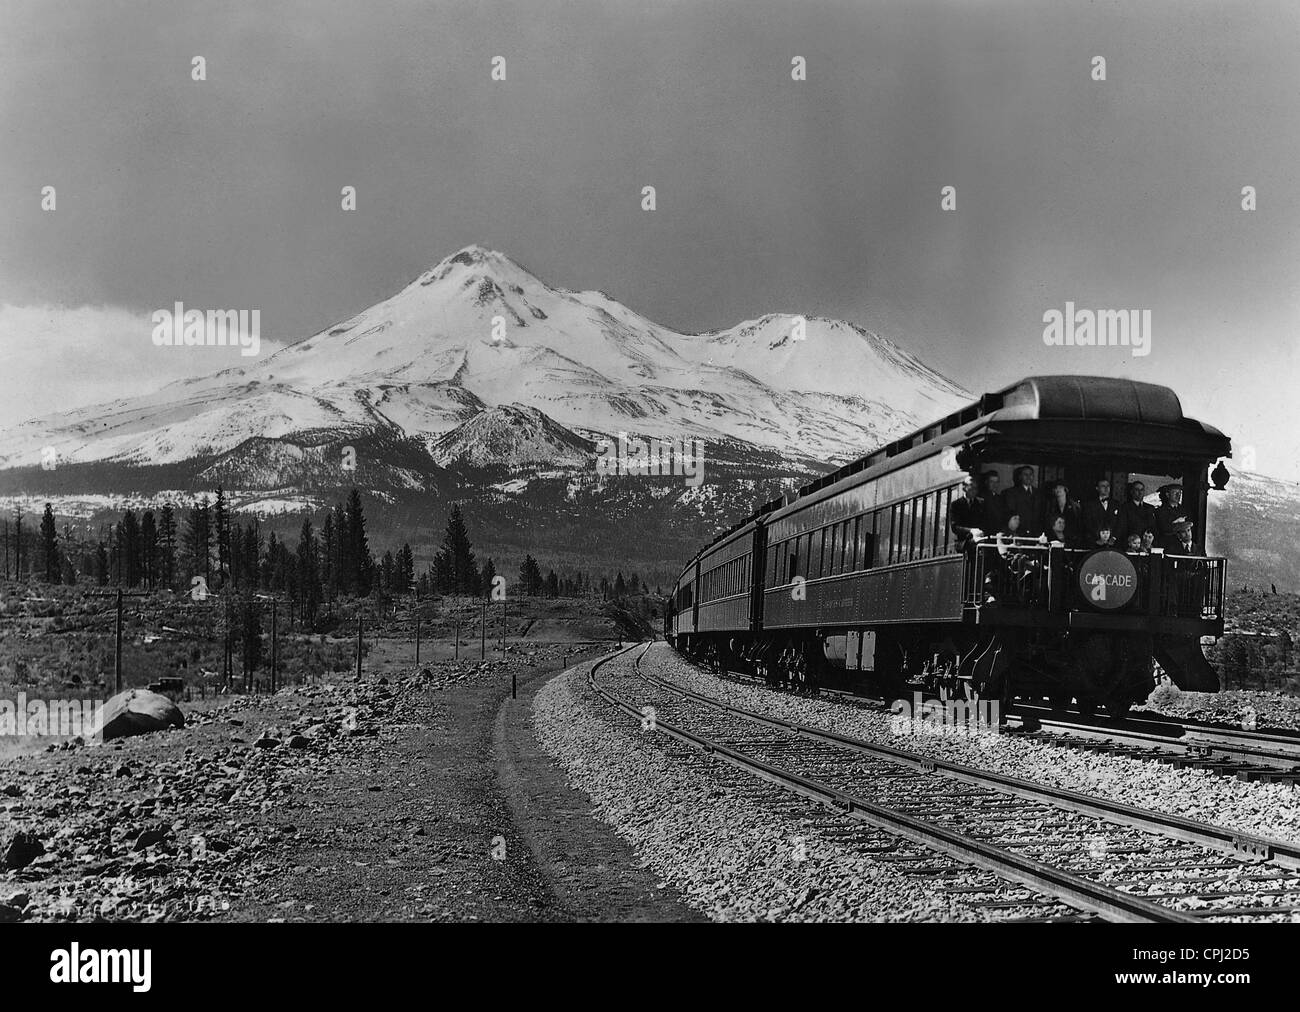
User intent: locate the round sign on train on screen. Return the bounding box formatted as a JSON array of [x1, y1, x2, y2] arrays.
[[1077, 550, 1139, 610]]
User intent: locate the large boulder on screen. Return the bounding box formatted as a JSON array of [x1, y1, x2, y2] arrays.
[[91, 689, 185, 742]]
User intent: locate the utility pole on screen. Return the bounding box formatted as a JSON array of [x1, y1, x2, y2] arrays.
[[270, 598, 278, 693], [356, 611, 363, 680], [480, 595, 486, 659], [414, 589, 421, 665], [114, 588, 123, 694]]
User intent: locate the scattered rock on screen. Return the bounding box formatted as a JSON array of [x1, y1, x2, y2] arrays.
[[92, 688, 185, 741], [2, 829, 46, 870]]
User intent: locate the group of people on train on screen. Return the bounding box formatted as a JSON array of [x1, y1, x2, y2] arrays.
[[949, 467, 1197, 556]]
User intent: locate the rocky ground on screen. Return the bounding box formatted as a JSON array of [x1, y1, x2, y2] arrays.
[[534, 648, 1082, 922], [0, 637, 697, 923], [1137, 686, 1300, 732], [635, 645, 1300, 847]]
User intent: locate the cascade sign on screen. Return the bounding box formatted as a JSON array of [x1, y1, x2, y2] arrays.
[[1077, 550, 1139, 610]]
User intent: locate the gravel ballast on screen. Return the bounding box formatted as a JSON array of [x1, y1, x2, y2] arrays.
[[638, 645, 1300, 847], [533, 652, 1080, 922]]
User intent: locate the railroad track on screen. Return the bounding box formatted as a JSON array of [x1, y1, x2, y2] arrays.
[[590, 643, 1300, 923], [709, 663, 1300, 784], [1008, 705, 1300, 784]]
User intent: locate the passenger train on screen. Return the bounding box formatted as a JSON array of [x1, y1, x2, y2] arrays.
[[665, 376, 1232, 718]]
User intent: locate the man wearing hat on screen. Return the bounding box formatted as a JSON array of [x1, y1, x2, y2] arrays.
[[1154, 483, 1189, 552], [1116, 479, 1157, 547], [1170, 518, 1195, 555]]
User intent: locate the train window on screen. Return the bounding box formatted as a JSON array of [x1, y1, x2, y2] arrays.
[[859, 514, 874, 570], [894, 502, 910, 563], [827, 524, 839, 576], [914, 495, 927, 559], [841, 519, 853, 573], [873, 509, 888, 567], [936, 487, 952, 554]]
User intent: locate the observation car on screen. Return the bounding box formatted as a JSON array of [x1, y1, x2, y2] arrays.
[[665, 375, 1231, 717]]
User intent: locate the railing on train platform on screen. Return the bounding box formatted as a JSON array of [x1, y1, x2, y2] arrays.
[[962, 541, 1225, 622]]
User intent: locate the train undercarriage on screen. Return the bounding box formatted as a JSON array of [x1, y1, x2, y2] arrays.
[[671, 624, 1218, 721]]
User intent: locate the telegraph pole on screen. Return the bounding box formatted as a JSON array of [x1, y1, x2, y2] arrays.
[[356, 611, 363, 679], [114, 588, 123, 693], [270, 598, 278, 693]]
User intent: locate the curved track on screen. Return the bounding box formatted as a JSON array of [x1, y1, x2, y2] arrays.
[[590, 643, 1300, 922]]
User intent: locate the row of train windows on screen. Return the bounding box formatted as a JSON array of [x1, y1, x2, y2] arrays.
[[769, 484, 959, 585], [700, 555, 751, 602]]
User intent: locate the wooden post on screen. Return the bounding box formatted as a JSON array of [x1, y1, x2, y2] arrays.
[[356, 611, 363, 680], [114, 588, 123, 693], [271, 599, 278, 693], [480, 595, 486, 659]]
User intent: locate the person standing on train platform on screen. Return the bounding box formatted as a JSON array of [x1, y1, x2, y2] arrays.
[[979, 471, 1005, 533], [1082, 478, 1122, 545], [949, 476, 987, 550], [1116, 479, 1156, 545], [1154, 483, 1189, 551], [1001, 466, 1041, 537], [1042, 482, 1082, 546]]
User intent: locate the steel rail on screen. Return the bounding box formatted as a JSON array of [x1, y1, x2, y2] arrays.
[[631, 649, 1300, 871], [588, 643, 1199, 923]]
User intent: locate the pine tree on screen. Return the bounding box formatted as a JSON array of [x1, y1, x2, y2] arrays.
[[334, 501, 352, 595], [545, 570, 559, 598], [614, 571, 627, 598], [39, 504, 59, 583], [120, 510, 142, 587], [140, 511, 157, 590], [158, 503, 178, 590], [184, 497, 212, 589], [213, 485, 230, 588], [432, 504, 478, 595], [480, 558, 497, 597], [345, 489, 372, 595], [397, 544, 415, 593], [321, 510, 337, 605], [518, 554, 543, 596], [296, 517, 321, 626], [380, 550, 396, 593]]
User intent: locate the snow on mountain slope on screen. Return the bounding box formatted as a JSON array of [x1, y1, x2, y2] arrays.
[[431, 404, 595, 469], [0, 245, 969, 472]]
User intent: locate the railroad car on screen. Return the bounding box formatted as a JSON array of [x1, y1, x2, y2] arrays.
[[665, 375, 1232, 718]]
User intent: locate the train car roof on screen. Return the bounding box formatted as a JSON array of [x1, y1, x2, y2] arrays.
[[682, 375, 1229, 568]]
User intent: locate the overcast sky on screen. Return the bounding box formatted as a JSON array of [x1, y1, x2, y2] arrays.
[[2, 0, 1298, 477]]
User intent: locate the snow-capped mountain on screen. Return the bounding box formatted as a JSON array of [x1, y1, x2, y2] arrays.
[[431, 404, 595, 470], [0, 245, 968, 475]]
